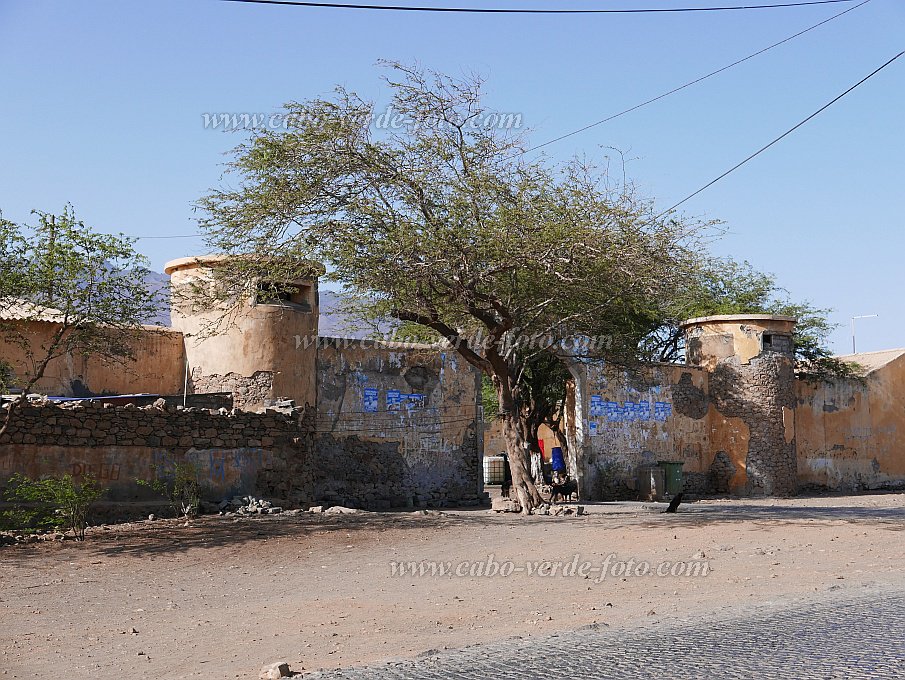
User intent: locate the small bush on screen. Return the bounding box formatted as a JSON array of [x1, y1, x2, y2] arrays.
[[1, 474, 104, 540], [138, 462, 202, 519]]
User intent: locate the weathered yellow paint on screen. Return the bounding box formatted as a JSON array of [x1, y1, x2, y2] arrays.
[[166, 256, 320, 409], [683, 314, 796, 369], [783, 406, 795, 444], [796, 352, 905, 489], [0, 320, 185, 397], [707, 406, 750, 493]]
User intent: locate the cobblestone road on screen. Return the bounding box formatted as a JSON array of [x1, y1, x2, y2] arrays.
[[306, 590, 905, 679]]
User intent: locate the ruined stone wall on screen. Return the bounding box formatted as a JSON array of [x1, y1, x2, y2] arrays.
[[684, 317, 798, 497], [570, 362, 713, 500], [314, 338, 485, 508], [0, 401, 299, 504], [707, 353, 797, 496], [189, 369, 275, 411], [0, 385, 485, 512]]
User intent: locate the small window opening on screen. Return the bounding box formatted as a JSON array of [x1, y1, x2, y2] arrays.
[[256, 281, 312, 310]]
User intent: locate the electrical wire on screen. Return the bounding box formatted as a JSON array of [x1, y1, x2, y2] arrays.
[[220, 0, 856, 14], [658, 48, 905, 218], [522, 0, 871, 154], [134, 0, 870, 240]]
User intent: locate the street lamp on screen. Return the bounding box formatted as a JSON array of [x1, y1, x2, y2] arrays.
[[851, 314, 878, 354]]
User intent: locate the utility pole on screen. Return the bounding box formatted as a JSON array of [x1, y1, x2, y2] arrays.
[[851, 314, 878, 354]]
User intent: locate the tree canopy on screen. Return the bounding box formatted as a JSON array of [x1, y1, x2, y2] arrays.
[[197, 62, 850, 510], [0, 206, 162, 434], [641, 258, 859, 381]]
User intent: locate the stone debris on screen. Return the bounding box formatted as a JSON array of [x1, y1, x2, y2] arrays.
[[550, 505, 575, 516], [491, 497, 520, 513], [323, 505, 362, 515], [0, 531, 69, 545], [220, 495, 283, 515], [259, 661, 292, 679]]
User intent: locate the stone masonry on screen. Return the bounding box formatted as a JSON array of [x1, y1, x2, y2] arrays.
[[0, 399, 484, 512]]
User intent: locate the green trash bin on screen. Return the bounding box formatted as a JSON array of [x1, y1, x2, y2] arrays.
[[658, 460, 684, 497]]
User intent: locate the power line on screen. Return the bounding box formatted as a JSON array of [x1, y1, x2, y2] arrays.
[[523, 0, 871, 154], [220, 0, 856, 13], [137, 1, 869, 242], [658, 48, 905, 218], [137, 233, 203, 240]]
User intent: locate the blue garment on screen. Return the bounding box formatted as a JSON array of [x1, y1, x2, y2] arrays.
[[551, 447, 566, 473]]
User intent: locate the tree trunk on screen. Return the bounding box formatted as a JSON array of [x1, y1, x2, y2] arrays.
[[0, 395, 21, 439], [500, 412, 544, 513]]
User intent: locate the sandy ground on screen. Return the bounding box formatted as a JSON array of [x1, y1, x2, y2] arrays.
[[2, 493, 905, 679]]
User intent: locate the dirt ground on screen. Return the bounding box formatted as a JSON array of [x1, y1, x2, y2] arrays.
[[2, 493, 905, 679]]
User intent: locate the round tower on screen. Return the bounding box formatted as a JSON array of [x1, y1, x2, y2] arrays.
[[164, 255, 322, 411], [681, 314, 797, 496]]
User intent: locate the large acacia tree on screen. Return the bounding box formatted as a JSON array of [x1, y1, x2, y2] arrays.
[[198, 63, 712, 512]]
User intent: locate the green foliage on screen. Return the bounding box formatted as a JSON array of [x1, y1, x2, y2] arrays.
[[389, 320, 442, 345], [0, 206, 164, 427], [481, 375, 499, 421], [641, 258, 859, 382], [138, 462, 202, 519], [197, 63, 710, 404], [516, 350, 572, 442], [1, 473, 104, 540]]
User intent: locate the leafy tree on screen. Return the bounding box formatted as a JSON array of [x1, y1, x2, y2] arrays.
[[0, 206, 163, 435], [641, 258, 859, 381], [196, 63, 712, 512]]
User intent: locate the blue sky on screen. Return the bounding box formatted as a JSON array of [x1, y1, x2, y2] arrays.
[[0, 0, 901, 354]]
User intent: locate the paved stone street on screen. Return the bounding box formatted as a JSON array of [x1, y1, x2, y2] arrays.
[[307, 589, 905, 679]]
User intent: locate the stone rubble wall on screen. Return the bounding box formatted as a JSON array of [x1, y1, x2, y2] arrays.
[[0, 398, 484, 514], [708, 352, 797, 496], [189, 368, 275, 411]]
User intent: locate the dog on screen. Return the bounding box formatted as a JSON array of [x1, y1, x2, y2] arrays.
[[663, 492, 684, 513], [501, 479, 512, 499], [550, 478, 578, 504]]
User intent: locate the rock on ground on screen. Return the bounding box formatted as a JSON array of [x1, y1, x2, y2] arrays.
[[259, 660, 291, 678]]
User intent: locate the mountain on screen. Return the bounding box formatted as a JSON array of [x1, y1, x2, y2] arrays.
[[142, 270, 172, 326]]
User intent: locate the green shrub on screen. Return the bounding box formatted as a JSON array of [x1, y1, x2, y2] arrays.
[[1, 474, 104, 540], [138, 462, 202, 519]]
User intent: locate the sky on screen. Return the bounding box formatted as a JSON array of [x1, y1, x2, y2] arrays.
[[0, 0, 902, 355]]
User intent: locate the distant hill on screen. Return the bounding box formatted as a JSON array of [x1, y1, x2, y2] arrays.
[[142, 270, 172, 326]]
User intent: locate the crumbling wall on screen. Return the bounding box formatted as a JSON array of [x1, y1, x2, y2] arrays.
[[189, 369, 275, 410], [707, 352, 797, 495], [314, 338, 485, 508], [796, 355, 905, 491], [685, 318, 798, 496], [0, 320, 185, 397], [0, 401, 299, 504], [571, 362, 712, 500], [0, 386, 485, 512]]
